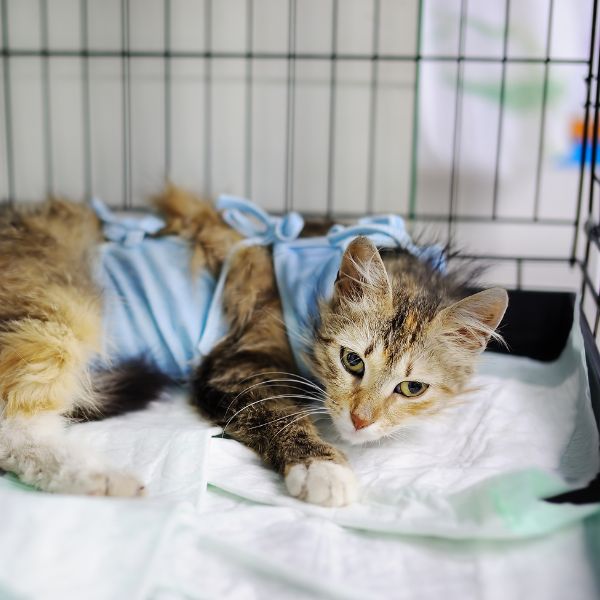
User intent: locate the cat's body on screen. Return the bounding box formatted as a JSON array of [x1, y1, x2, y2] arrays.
[[0, 188, 507, 505]]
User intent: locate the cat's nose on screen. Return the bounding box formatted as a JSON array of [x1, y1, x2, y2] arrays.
[[351, 412, 371, 430]]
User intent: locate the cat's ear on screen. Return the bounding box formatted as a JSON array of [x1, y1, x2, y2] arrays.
[[333, 236, 392, 304], [436, 287, 508, 352]]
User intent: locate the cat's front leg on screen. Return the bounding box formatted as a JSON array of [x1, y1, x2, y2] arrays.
[[193, 353, 358, 507], [261, 413, 359, 507]]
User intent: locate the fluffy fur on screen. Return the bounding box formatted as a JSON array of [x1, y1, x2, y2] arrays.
[[0, 188, 507, 505], [0, 200, 164, 496]]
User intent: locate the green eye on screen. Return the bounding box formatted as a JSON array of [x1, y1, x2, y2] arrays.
[[395, 381, 429, 397], [340, 347, 365, 377]]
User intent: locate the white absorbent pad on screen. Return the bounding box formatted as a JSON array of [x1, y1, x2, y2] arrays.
[[0, 314, 599, 598], [208, 315, 600, 539]]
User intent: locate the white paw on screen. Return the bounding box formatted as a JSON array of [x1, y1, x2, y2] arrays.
[[285, 460, 358, 507], [50, 468, 145, 498]]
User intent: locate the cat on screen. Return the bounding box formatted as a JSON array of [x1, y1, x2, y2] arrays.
[[0, 187, 507, 505]]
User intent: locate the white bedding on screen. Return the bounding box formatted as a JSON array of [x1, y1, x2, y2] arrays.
[[0, 321, 599, 599]]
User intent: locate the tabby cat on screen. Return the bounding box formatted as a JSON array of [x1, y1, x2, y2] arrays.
[[0, 188, 507, 506]]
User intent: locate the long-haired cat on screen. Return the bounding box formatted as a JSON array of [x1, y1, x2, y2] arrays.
[[0, 188, 507, 505]]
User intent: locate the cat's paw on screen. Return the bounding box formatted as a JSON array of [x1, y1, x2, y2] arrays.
[[285, 460, 358, 507], [50, 468, 146, 498]]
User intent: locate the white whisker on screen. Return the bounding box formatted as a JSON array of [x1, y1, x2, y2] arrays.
[[248, 408, 329, 431], [271, 412, 324, 440], [224, 376, 324, 417], [223, 393, 328, 435], [244, 370, 326, 396], [239, 380, 326, 403]]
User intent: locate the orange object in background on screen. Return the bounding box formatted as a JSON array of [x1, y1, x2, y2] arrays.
[[572, 117, 600, 142]]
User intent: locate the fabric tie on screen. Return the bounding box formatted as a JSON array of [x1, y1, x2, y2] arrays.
[[197, 195, 304, 357], [326, 214, 446, 272], [91, 197, 165, 246], [217, 194, 305, 245]]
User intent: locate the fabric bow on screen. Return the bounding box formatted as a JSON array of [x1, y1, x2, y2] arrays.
[[327, 213, 447, 272], [91, 197, 165, 246], [217, 195, 304, 245]]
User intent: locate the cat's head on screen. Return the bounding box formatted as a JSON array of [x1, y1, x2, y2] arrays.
[[313, 236, 508, 445]]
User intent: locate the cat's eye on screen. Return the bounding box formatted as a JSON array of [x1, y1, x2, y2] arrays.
[[340, 347, 365, 377], [395, 381, 429, 397]]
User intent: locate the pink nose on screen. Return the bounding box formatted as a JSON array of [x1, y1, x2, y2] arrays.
[[351, 412, 370, 430]]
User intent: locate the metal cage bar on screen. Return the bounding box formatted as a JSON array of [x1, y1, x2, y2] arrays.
[[39, 0, 53, 197], [447, 0, 468, 243], [491, 0, 511, 220], [163, 0, 172, 180], [203, 0, 212, 197], [120, 0, 132, 208], [579, 0, 600, 336], [0, 0, 595, 305], [532, 0, 555, 221], [80, 0, 93, 200], [284, 0, 298, 211], [365, 0, 381, 213], [1, 0, 14, 204], [244, 0, 254, 199], [325, 0, 339, 218], [0, 48, 588, 64]]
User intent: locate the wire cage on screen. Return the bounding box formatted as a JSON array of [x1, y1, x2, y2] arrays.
[[0, 2, 598, 367], [2, 6, 600, 592]]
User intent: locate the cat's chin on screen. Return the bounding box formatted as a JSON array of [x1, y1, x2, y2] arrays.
[[332, 413, 386, 445], [338, 430, 383, 445]]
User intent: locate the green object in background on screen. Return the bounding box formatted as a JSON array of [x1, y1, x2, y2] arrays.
[[435, 10, 566, 113], [462, 77, 564, 112]]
